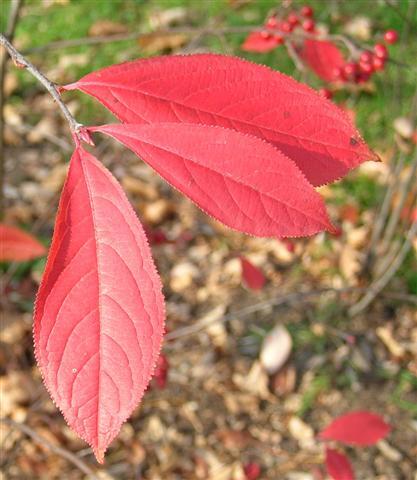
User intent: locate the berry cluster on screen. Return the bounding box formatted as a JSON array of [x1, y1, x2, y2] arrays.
[[333, 31, 398, 85], [260, 4, 316, 44]]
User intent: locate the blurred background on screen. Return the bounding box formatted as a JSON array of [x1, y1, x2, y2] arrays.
[[1, 0, 416, 479]]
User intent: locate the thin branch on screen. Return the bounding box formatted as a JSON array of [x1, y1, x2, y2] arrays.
[[349, 220, 417, 317], [1, 418, 99, 479], [0, 0, 23, 219], [0, 34, 82, 136]]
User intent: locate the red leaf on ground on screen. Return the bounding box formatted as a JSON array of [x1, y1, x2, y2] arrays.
[[319, 411, 391, 446], [0, 224, 46, 262], [301, 39, 346, 82], [92, 123, 335, 238], [33, 147, 165, 462], [242, 32, 279, 53], [325, 448, 355, 480], [64, 54, 377, 186], [240, 256, 265, 290]]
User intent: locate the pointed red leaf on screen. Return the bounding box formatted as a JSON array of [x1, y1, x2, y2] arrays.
[[242, 32, 280, 53], [240, 256, 265, 290], [325, 448, 355, 480], [91, 123, 335, 238], [319, 411, 391, 446], [0, 224, 46, 261], [33, 147, 165, 462], [63, 54, 377, 186], [301, 39, 346, 82]]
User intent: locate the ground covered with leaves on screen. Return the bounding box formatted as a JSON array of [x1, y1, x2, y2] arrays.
[[1, 1, 416, 479]]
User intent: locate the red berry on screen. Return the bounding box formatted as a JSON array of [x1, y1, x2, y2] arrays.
[[280, 21, 293, 33], [373, 56, 385, 71], [357, 72, 371, 83], [343, 62, 358, 78], [302, 18, 315, 32], [384, 29, 398, 44], [359, 61, 374, 74], [287, 12, 299, 26], [318, 88, 332, 99], [244, 462, 261, 480], [374, 43, 388, 59], [332, 66, 345, 81], [301, 5, 314, 17], [359, 51, 373, 64], [274, 33, 285, 45], [266, 16, 278, 29], [260, 30, 271, 39]]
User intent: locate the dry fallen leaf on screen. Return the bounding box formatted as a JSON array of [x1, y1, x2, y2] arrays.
[[88, 20, 128, 37]]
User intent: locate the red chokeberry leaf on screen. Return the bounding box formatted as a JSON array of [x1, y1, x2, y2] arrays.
[[92, 123, 336, 238], [242, 31, 280, 53], [325, 447, 355, 480], [63, 54, 377, 186], [0, 224, 46, 262], [319, 411, 391, 446], [240, 256, 265, 290], [33, 147, 165, 462], [301, 39, 346, 82]]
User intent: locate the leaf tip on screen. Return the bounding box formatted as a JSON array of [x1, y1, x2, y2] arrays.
[[94, 448, 106, 464]]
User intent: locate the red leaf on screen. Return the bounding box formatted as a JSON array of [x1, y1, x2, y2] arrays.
[[0, 224, 46, 261], [63, 54, 377, 186], [33, 147, 165, 462], [319, 411, 391, 446], [240, 256, 265, 290], [242, 32, 279, 53], [92, 123, 335, 238], [301, 39, 346, 82], [325, 448, 355, 480]]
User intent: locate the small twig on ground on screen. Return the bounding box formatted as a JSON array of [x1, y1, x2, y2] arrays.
[[0, 0, 23, 219], [1, 418, 99, 479], [0, 34, 82, 136], [166, 287, 416, 342], [378, 153, 417, 255]]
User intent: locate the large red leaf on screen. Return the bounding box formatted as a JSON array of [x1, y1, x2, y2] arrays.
[[319, 411, 391, 446], [0, 224, 46, 262], [301, 39, 346, 82], [91, 123, 335, 238], [325, 448, 355, 480], [33, 147, 165, 462], [63, 54, 377, 186]]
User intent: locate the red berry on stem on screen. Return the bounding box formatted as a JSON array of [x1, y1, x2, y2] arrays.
[[343, 62, 358, 78], [281, 21, 293, 33], [374, 43, 388, 59], [318, 88, 332, 99], [373, 56, 385, 71], [274, 33, 285, 45], [266, 16, 278, 29], [302, 18, 315, 32], [332, 66, 345, 81], [288, 12, 299, 26], [384, 29, 398, 44], [359, 61, 374, 74], [359, 51, 373, 64], [301, 5, 314, 17], [260, 30, 271, 39]]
